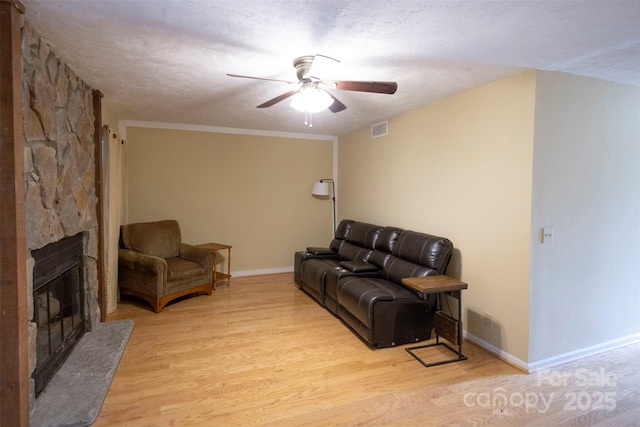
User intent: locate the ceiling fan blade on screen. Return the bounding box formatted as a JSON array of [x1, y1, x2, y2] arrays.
[[333, 80, 398, 94], [227, 73, 296, 84], [257, 90, 298, 108], [307, 54, 340, 80], [327, 92, 347, 113]]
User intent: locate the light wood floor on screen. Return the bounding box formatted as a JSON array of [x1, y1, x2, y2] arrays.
[[97, 273, 640, 426]]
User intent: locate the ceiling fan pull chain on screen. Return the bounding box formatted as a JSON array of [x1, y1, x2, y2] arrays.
[[304, 110, 314, 127]]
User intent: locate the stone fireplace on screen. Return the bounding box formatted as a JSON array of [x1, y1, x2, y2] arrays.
[[22, 23, 101, 406]]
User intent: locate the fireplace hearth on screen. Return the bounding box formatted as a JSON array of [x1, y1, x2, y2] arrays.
[[31, 233, 86, 396]]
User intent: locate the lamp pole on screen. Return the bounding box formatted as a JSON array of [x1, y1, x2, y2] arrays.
[[320, 178, 336, 233]]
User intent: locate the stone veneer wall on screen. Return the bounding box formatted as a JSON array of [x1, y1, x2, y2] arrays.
[[21, 23, 101, 407]]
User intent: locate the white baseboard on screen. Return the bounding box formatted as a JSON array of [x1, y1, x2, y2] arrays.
[[526, 332, 640, 373], [465, 331, 640, 373], [464, 331, 529, 372]]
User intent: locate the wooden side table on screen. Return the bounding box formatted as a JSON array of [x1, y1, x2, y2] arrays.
[[198, 243, 232, 289], [401, 275, 468, 368]]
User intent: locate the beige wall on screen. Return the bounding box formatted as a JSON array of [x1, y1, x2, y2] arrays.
[[123, 125, 334, 274], [338, 72, 537, 364], [102, 103, 119, 131]]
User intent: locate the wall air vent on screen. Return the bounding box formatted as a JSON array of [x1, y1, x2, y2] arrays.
[[371, 121, 388, 139]]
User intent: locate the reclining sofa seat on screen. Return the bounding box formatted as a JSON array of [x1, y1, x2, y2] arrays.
[[337, 230, 453, 347], [295, 219, 454, 348], [298, 221, 382, 306], [324, 226, 403, 315], [294, 219, 353, 288], [293, 219, 355, 289]]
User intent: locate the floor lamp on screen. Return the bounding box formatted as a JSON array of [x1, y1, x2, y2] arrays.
[[311, 178, 336, 233]]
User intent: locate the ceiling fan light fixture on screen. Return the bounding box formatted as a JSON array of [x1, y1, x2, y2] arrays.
[[290, 85, 333, 113], [228, 54, 397, 127]]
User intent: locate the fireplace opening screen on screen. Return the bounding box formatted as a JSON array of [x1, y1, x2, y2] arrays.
[[32, 234, 86, 396]]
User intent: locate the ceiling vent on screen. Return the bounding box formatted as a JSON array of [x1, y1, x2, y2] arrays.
[[371, 121, 388, 139]]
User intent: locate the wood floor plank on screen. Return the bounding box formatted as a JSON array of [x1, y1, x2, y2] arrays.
[[96, 273, 640, 426]]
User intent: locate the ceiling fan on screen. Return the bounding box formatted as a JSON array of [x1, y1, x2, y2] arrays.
[[227, 54, 397, 127]]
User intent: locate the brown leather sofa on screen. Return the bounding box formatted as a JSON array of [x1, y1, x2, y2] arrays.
[[294, 220, 453, 348], [118, 219, 215, 312]]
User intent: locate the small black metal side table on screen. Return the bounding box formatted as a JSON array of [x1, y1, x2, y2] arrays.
[[401, 275, 468, 368]]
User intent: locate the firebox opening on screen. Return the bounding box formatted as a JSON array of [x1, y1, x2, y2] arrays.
[[32, 233, 86, 397]]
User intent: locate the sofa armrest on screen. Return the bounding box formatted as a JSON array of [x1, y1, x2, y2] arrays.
[[118, 249, 167, 275], [339, 260, 379, 273], [306, 246, 335, 255], [300, 248, 339, 262], [118, 249, 167, 297], [179, 243, 216, 269]]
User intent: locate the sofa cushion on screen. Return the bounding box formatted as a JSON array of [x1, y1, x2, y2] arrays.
[[338, 242, 374, 262], [392, 230, 453, 272], [382, 256, 437, 289], [301, 258, 340, 295], [375, 226, 403, 253], [345, 222, 382, 248], [320, 219, 354, 254], [121, 220, 182, 259], [335, 219, 355, 240], [337, 276, 422, 329], [165, 257, 205, 281], [329, 238, 343, 253], [367, 226, 403, 269]]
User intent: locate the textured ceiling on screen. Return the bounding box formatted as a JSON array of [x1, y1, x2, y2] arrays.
[[21, 0, 640, 136]]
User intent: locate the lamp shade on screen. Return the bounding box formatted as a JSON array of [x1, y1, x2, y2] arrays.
[[311, 181, 330, 196], [291, 86, 334, 113]]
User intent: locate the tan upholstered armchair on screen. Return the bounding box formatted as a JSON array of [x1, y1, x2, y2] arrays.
[[118, 220, 215, 312]]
